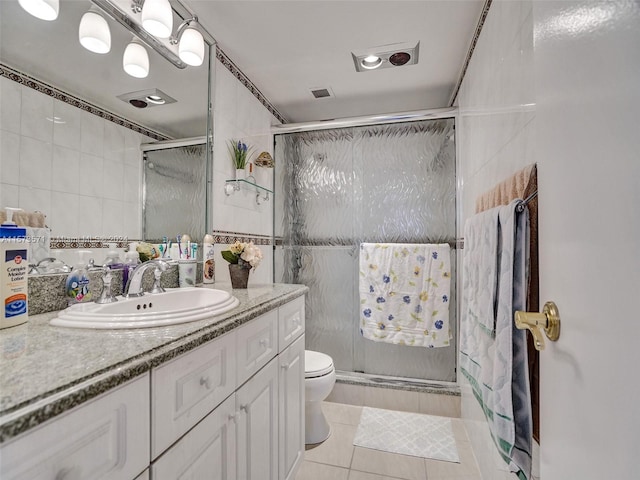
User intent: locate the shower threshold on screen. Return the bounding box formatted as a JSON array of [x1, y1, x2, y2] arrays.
[[335, 370, 460, 396]]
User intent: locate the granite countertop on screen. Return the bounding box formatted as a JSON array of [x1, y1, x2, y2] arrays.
[[0, 283, 308, 443]]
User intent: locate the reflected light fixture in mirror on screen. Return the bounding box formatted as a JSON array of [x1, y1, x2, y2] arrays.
[[79, 6, 111, 54], [141, 0, 173, 39], [123, 38, 149, 78], [178, 24, 204, 66], [18, 0, 59, 20]]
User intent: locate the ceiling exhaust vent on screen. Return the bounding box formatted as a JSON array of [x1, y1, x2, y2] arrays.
[[117, 88, 177, 109], [310, 87, 335, 99]]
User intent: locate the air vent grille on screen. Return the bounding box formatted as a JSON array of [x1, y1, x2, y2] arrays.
[[309, 87, 334, 99]]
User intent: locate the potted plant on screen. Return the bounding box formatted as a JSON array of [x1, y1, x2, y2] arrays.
[[228, 140, 253, 179], [221, 241, 263, 288]]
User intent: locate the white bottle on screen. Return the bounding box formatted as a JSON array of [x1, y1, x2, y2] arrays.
[[202, 234, 215, 284], [1, 207, 28, 329], [122, 250, 140, 292]]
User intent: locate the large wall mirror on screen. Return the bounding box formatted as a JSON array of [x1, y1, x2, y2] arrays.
[[0, 0, 213, 250]]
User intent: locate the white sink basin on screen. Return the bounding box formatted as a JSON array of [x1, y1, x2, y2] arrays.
[[51, 288, 239, 329]]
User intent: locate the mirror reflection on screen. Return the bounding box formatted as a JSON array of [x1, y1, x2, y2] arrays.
[[0, 0, 211, 256]]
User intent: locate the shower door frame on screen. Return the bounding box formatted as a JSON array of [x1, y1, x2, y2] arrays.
[[272, 107, 460, 383]]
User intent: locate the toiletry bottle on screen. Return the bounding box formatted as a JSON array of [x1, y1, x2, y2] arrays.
[[202, 234, 215, 284], [1, 207, 28, 329], [103, 243, 123, 270], [65, 250, 93, 305], [123, 250, 140, 292]]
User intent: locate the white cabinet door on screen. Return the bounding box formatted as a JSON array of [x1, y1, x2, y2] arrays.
[[0, 374, 150, 480], [151, 330, 236, 458], [236, 357, 279, 480], [278, 334, 305, 480], [236, 309, 278, 386], [151, 394, 237, 480]]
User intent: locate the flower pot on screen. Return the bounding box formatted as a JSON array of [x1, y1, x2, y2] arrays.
[[229, 263, 251, 289], [235, 168, 245, 180]]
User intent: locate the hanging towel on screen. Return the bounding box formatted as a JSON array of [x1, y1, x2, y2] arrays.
[[359, 243, 452, 348], [460, 200, 532, 480], [463, 208, 500, 335]]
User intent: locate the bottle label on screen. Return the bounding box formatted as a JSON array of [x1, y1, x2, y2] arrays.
[[3, 248, 28, 319]]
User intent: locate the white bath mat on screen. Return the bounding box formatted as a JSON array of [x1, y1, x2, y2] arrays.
[[353, 407, 460, 463]]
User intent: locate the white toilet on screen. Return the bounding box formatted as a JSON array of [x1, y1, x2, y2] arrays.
[[304, 350, 336, 444]]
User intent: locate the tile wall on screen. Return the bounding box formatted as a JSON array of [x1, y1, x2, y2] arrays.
[[210, 58, 280, 285], [0, 75, 151, 240], [455, 0, 539, 479]]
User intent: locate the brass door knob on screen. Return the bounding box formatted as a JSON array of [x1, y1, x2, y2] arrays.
[[514, 301, 561, 351]]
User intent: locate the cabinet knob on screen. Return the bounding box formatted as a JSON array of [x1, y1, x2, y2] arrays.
[[199, 376, 211, 389], [55, 467, 81, 480], [281, 363, 290, 371], [259, 338, 269, 347]]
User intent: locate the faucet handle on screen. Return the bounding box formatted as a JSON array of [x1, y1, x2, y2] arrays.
[[95, 266, 118, 304], [149, 266, 166, 294]]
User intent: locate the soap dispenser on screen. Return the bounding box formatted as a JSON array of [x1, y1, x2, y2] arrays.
[[65, 250, 93, 305], [1, 207, 28, 329]]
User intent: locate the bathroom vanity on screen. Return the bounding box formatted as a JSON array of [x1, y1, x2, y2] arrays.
[[0, 284, 307, 480]]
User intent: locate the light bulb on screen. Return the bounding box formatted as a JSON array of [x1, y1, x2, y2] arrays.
[[18, 0, 59, 21], [141, 0, 173, 39], [123, 40, 149, 78], [178, 27, 205, 67], [79, 10, 111, 54]]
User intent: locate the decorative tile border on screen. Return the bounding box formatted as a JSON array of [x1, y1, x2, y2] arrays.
[[49, 237, 136, 249], [215, 46, 287, 125], [0, 63, 170, 141], [212, 230, 272, 246], [448, 0, 492, 106]]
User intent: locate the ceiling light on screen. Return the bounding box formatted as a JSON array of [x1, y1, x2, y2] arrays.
[[178, 25, 205, 66], [141, 0, 173, 39], [18, 0, 59, 21], [361, 55, 382, 70], [79, 7, 111, 54], [123, 39, 149, 78], [145, 95, 165, 104]]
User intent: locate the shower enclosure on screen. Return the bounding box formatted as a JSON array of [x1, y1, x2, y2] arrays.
[[274, 118, 457, 382], [142, 139, 210, 242]]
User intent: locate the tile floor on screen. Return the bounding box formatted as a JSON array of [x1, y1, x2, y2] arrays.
[[296, 401, 481, 480]]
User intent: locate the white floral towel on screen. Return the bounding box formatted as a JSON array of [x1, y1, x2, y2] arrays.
[[359, 243, 452, 348]]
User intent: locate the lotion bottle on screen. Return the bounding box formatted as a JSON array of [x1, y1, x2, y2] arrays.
[[1, 207, 28, 329]]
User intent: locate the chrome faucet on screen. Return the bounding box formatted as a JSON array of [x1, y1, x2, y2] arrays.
[[124, 259, 172, 298]]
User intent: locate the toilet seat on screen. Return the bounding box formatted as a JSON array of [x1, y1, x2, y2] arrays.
[[305, 350, 334, 378]]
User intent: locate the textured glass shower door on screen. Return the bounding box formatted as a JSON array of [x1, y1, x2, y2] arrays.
[[143, 143, 207, 242], [275, 119, 456, 381]]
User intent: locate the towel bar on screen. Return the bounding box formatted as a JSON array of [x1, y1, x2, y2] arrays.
[[514, 301, 561, 351]]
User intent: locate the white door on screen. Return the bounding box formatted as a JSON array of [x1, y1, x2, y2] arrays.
[[237, 357, 279, 480], [533, 1, 640, 478]]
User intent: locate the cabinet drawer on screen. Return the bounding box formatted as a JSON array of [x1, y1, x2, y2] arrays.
[[0, 374, 150, 480], [151, 394, 237, 480], [278, 296, 305, 352], [236, 309, 278, 386], [151, 331, 236, 459]]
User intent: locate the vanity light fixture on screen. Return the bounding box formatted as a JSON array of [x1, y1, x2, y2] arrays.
[[18, 0, 59, 21], [123, 38, 149, 78], [79, 6, 111, 54], [177, 22, 205, 66], [141, 0, 174, 39]]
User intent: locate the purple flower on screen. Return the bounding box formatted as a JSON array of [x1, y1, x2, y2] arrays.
[[363, 309, 372, 318], [388, 314, 394, 321], [382, 274, 390, 283], [378, 322, 386, 330], [435, 320, 444, 329], [432, 252, 438, 259], [376, 296, 386, 303], [442, 295, 448, 303], [369, 285, 374, 293], [415, 305, 422, 314], [403, 295, 411, 304]]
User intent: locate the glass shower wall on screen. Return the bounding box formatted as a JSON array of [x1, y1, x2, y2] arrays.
[[275, 119, 456, 381]]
